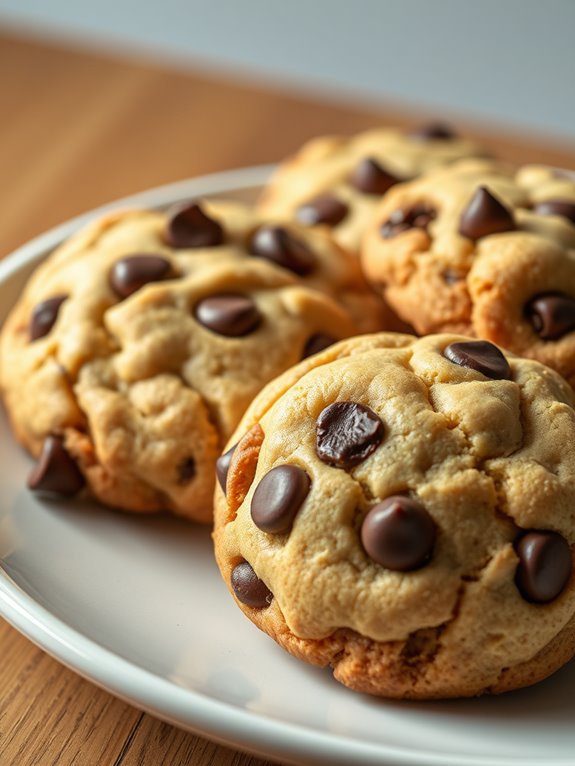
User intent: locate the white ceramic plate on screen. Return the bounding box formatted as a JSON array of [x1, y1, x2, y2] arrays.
[[1, 167, 574, 766]]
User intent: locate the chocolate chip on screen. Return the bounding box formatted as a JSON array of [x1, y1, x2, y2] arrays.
[[177, 456, 195, 485], [231, 561, 273, 608], [194, 295, 261, 337], [458, 186, 515, 240], [109, 255, 172, 299], [164, 202, 224, 249], [380, 204, 436, 239], [444, 340, 512, 380], [361, 496, 435, 571], [249, 226, 314, 276], [251, 465, 310, 534], [515, 531, 572, 604], [216, 443, 237, 493], [316, 401, 384, 469], [525, 293, 575, 340], [349, 158, 399, 195], [303, 334, 336, 359], [29, 295, 67, 341], [27, 435, 85, 496], [533, 199, 575, 225], [409, 122, 456, 141], [296, 195, 348, 227]]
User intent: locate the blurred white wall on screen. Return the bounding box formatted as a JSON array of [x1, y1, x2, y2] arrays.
[[0, 0, 574, 141]]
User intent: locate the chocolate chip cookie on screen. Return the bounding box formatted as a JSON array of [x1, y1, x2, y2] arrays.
[[362, 160, 575, 385], [214, 333, 575, 698], [1, 199, 382, 521], [257, 125, 486, 254]]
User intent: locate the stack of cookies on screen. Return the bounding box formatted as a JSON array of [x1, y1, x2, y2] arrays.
[[2, 123, 575, 699]]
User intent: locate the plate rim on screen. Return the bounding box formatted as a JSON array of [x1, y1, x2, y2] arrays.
[[1, 165, 574, 766]]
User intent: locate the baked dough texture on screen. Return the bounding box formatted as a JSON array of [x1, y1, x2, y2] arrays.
[[258, 126, 486, 254], [362, 161, 575, 386], [214, 332, 575, 698], [0, 200, 384, 521]]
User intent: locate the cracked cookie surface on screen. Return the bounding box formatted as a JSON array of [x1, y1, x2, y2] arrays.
[[0, 199, 383, 521], [257, 126, 486, 254], [362, 160, 575, 386], [214, 333, 575, 698]]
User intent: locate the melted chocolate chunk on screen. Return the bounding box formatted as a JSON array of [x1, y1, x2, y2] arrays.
[[109, 255, 172, 299], [302, 333, 336, 359], [27, 435, 85, 496], [29, 295, 67, 341], [164, 202, 224, 249], [409, 122, 456, 141], [349, 158, 399, 195], [444, 340, 512, 380], [216, 443, 237, 493], [316, 401, 384, 469], [515, 531, 572, 604], [195, 295, 261, 337], [458, 186, 515, 240], [249, 226, 314, 275], [533, 199, 575, 225], [361, 496, 436, 571], [231, 561, 273, 608], [380, 204, 436, 239], [526, 293, 575, 340], [177, 456, 196, 485], [296, 195, 348, 227], [251, 464, 310, 534]]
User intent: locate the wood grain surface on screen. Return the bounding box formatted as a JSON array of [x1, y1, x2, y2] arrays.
[[0, 30, 574, 766]]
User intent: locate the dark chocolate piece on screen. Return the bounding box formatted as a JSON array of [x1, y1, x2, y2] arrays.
[[361, 496, 436, 571], [251, 464, 310, 534], [526, 293, 575, 340], [250, 226, 314, 275], [109, 255, 172, 299], [165, 202, 224, 249], [458, 186, 515, 240], [216, 443, 237, 493], [195, 295, 261, 337], [27, 435, 85, 496], [29, 295, 67, 341], [533, 199, 575, 225], [350, 158, 399, 195], [515, 531, 572, 604], [296, 195, 348, 227], [177, 456, 196, 485], [380, 204, 436, 239], [409, 123, 457, 141], [316, 401, 384, 469], [444, 340, 512, 380], [303, 334, 336, 359], [231, 561, 273, 608]]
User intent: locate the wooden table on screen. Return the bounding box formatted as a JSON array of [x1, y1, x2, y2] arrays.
[[0, 31, 574, 766]]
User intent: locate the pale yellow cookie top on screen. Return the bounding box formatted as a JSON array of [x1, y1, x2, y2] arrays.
[[361, 159, 575, 341], [218, 333, 575, 680], [1, 201, 373, 520], [258, 127, 486, 253]]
